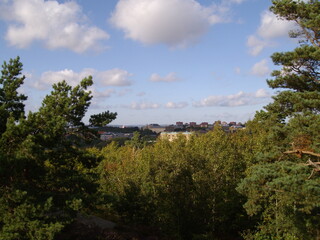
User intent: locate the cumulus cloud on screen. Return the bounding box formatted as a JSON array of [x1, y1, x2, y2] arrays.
[[247, 11, 296, 55], [126, 102, 161, 110], [247, 35, 273, 56], [32, 69, 94, 90], [255, 88, 270, 98], [193, 89, 271, 107], [150, 72, 181, 82], [110, 0, 229, 48], [91, 89, 115, 98], [0, 0, 109, 53], [31, 68, 133, 90], [165, 101, 188, 109], [98, 69, 133, 86], [257, 11, 296, 39], [251, 59, 270, 76]]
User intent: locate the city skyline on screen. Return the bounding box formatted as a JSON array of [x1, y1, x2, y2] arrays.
[[0, 0, 299, 125]]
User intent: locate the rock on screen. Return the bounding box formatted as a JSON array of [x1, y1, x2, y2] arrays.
[[77, 213, 117, 230]]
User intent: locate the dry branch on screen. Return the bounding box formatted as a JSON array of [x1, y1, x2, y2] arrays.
[[284, 150, 320, 158]]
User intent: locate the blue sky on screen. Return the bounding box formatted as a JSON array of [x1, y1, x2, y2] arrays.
[[0, 0, 298, 125]]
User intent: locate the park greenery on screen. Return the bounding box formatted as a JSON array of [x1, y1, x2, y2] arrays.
[[0, 0, 319, 239]]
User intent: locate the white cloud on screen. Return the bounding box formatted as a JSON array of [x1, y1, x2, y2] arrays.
[[247, 35, 272, 56], [150, 72, 180, 82], [251, 59, 270, 76], [208, 0, 247, 24], [31, 68, 133, 90], [98, 69, 133, 86], [33, 69, 95, 90], [0, 0, 109, 53], [91, 89, 115, 98], [165, 101, 188, 109], [127, 102, 161, 110], [247, 11, 296, 56], [254, 88, 269, 98], [110, 0, 223, 48], [89, 101, 113, 110], [194, 89, 271, 107], [208, 15, 226, 25], [258, 11, 296, 39]]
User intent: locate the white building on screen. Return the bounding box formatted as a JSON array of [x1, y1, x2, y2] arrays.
[[160, 132, 193, 142]]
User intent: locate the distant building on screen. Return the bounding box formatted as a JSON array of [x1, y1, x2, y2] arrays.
[[165, 125, 175, 132], [229, 121, 237, 126], [100, 132, 115, 141], [221, 121, 228, 126], [189, 122, 197, 127], [99, 131, 134, 141], [229, 125, 245, 133], [200, 122, 209, 128], [144, 124, 166, 133], [160, 132, 193, 142], [148, 123, 160, 127]]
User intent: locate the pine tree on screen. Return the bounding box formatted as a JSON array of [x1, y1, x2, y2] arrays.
[[238, 1, 320, 239], [0, 60, 110, 239], [89, 111, 117, 127], [0, 57, 27, 135]]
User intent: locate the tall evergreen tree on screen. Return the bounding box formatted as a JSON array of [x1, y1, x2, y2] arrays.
[[251, 0, 320, 158], [238, 1, 320, 239], [0, 57, 27, 135], [258, 0, 320, 122], [0, 60, 112, 240]]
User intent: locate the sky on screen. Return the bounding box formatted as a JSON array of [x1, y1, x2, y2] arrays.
[[0, 0, 299, 126]]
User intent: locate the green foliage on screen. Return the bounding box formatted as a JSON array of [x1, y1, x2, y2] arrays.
[[126, 131, 146, 149], [264, 45, 320, 123], [89, 110, 117, 127], [268, 45, 319, 92], [260, 1, 320, 128], [96, 128, 256, 239], [0, 190, 66, 240], [0, 56, 27, 135], [1, 2, 319, 239], [0, 58, 106, 239], [238, 161, 320, 240], [270, 0, 320, 47], [244, 0, 320, 159], [238, 1, 320, 239], [40, 77, 93, 128]]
